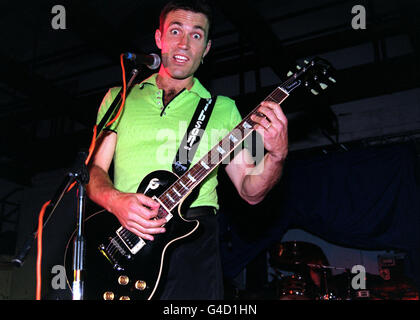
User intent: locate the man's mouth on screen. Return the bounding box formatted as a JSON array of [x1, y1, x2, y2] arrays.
[[173, 54, 189, 63]]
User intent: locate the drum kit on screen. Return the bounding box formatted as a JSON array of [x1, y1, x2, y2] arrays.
[[269, 241, 419, 300]]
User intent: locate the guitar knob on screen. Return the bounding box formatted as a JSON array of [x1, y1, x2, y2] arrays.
[[135, 280, 147, 291], [118, 275, 129, 285], [103, 292, 115, 300], [119, 296, 131, 300]]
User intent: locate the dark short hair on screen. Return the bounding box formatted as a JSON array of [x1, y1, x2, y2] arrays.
[[159, 0, 213, 40]]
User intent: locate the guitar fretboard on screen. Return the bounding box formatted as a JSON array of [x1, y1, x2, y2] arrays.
[[156, 86, 290, 215]]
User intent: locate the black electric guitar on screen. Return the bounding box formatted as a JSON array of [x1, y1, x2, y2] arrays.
[[64, 57, 336, 300]]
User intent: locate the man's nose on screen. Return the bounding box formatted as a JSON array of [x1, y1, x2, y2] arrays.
[[178, 34, 190, 49]]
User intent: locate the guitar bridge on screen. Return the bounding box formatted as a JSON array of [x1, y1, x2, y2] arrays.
[[98, 243, 124, 271]]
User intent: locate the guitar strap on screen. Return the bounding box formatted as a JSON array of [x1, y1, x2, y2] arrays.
[[172, 96, 217, 176]]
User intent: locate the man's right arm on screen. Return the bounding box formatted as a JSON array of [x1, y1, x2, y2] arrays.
[[86, 130, 166, 240]]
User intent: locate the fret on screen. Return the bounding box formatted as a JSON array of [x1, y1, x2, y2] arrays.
[[268, 87, 289, 104], [179, 181, 189, 190], [200, 161, 210, 170], [166, 193, 175, 203], [216, 145, 226, 155], [187, 173, 196, 183], [242, 121, 253, 130], [214, 142, 226, 162], [156, 203, 171, 220], [229, 134, 239, 144], [265, 95, 279, 103], [172, 187, 181, 197]]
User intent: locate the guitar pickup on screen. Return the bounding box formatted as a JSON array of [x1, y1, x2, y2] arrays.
[[116, 227, 146, 255]]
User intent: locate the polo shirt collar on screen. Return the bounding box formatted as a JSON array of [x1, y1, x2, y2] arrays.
[[140, 73, 211, 99]]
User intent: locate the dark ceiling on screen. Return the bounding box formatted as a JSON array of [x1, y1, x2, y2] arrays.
[[0, 0, 419, 185]]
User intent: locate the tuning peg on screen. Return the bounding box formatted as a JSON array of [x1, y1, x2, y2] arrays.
[[320, 83, 328, 90], [328, 76, 336, 83], [296, 65, 302, 70], [287, 71, 293, 77], [304, 59, 309, 64], [311, 89, 319, 95]]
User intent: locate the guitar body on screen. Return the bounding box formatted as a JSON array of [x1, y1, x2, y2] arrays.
[[64, 170, 199, 300]]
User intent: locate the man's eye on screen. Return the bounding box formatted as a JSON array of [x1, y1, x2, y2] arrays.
[[170, 29, 179, 35], [192, 33, 201, 40]]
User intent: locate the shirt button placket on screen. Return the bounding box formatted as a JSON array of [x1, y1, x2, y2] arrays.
[[156, 90, 163, 111]]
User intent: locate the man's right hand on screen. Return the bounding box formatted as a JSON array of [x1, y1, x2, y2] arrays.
[[86, 130, 167, 241], [108, 191, 167, 241]]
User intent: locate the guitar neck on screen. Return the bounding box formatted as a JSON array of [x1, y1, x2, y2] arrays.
[[157, 85, 291, 212]]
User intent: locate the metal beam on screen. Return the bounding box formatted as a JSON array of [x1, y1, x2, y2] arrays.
[[205, 17, 416, 79], [231, 54, 420, 115], [213, 0, 295, 80]]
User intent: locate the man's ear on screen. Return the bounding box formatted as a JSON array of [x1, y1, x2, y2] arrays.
[[203, 39, 212, 58], [155, 29, 162, 49]]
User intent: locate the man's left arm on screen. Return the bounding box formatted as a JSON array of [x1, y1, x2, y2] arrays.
[[225, 101, 288, 205]]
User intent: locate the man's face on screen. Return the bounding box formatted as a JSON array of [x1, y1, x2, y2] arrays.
[[155, 9, 211, 80]]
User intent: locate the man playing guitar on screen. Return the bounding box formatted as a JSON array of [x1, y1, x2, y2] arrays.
[[86, 0, 288, 299]]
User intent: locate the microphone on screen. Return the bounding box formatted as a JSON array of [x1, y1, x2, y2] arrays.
[[124, 52, 161, 70]]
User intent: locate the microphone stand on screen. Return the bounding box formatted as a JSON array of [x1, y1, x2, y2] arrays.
[[11, 153, 87, 268], [70, 152, 89, 300], [10, 67, 141, 300], [71, 67, 140, 300]]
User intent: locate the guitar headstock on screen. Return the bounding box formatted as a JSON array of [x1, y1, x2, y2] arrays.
[[283, 57, 337, 95]]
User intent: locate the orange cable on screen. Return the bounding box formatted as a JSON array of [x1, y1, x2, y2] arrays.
[[85, 124, 98, 165], [105, 54, 127, 128], [35, 200, 51, 300]]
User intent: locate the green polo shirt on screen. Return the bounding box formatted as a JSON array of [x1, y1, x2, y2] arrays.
[[96, 73, 243, 209]]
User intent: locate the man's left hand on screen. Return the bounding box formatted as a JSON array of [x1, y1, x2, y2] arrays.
[[250, 101, 288, 162]]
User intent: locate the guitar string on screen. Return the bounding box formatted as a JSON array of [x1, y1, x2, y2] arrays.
[[106, 242, 117, 259], [170, 67, 313, 192], [120, 86, 299, 239], [124, 64, 314, 235], [157, 89, 286, 211], [158, 88, 286, 210], [152, 62, 314, 209], [119, 64, 323, 245]]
